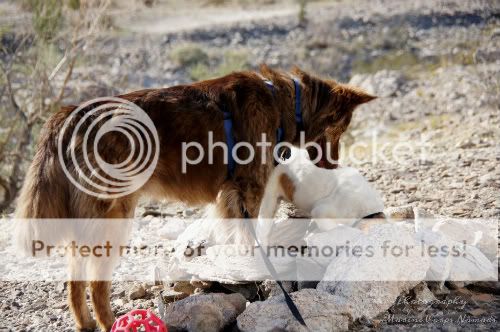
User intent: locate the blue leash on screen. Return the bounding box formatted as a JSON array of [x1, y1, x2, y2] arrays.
[[244, 209, 310, 329]]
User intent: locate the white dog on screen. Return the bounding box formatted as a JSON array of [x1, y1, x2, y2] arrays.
[[257, 146, 385, 244]]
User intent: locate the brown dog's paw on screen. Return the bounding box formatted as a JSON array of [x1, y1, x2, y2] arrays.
[[76, 319, 97, 332], [97, 317, 115, 332]]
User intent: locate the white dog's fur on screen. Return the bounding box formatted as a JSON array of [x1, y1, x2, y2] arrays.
[[257, 146, 384, 243]]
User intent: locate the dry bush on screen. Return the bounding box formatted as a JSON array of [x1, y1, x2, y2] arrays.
[[0, 0, 113, 213]]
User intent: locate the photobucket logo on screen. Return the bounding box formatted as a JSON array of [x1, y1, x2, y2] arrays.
[[182, 132, 337, 173], [181, 131, 431, 172], [57, 97, 159, 199]]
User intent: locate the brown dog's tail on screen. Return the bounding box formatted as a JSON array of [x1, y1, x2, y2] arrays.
[[14, 107, 75, 255]]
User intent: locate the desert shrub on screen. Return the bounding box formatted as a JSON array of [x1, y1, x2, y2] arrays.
[[170, 44, 209, 68], [352, 48, 477, 78], [203, 0, 228, 5], [188, 50, 249, 81], [216, 50, 249, 74], [24, 0, 63, 42], [297, 0, 307, 24], [188, 63, 211, 81], [352, 51, 422, 75], [0, 0, 112, 212], [67, 0, 81, 10]]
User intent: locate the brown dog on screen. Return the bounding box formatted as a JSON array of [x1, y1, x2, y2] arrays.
[[15, 65, 375, 331]]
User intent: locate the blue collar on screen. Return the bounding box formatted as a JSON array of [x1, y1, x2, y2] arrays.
[[224, 78, 303, 177]]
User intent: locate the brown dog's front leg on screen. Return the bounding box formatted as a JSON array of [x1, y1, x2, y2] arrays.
[[68, 281, 96, 332], [90, 281, 114, 332]]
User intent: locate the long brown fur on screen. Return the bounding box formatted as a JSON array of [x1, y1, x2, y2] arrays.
[[15, 65, 375, 331]]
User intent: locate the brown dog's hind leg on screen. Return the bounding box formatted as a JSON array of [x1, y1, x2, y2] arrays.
[[89, 196, 138, 331], [90, 281, 114, 332], [68, 281, 96, 332]]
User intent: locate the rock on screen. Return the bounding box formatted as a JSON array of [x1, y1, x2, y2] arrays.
[[304, 225, 364, 268], [297, 281, 320, 290], [446, 281, 466, 290], [456, 139, 476, 149], [470, 293, 496, 303], [431, 219, 497, 260], [113, 298, 125, 307], [296, 256, 326, 282], [317, 224, 430, 320], [384, 205, 415, 219], [150, 285, 164, 292], [427, 281, 450, 296], [159, 218, 187, 240], [469, 308, 488, 316], [266, 215, 310, 247], [182, 208, 196, 217], [163, 293, 246, 331], [413, 207, 438, 232], [221, 283, 259, 300], [176, 245, 296, 283], [55, 282, 66, 293], [319, 281, 420, 321], [29, 300, 47, 311], [479, 173, 495, 186], [190, 278, 212, 290], [143, 282, 155, 290], [193, 287, 206, 295], [112, 289, 126, 298], [467, 281, 500, 295], [348, 70, 406, 98], [187, 304, 224, 332], [447, 243, 496, 281], [413, 207, 435, 219], [175, 218, 210, 245], [173, 281, 196, 295], [412, 282, 437, 304], [237, 289, 352, 332], [416, 230, 453, 282], [52, 301, 68, 310], [128, 285, 147, 300], [162, 289, 189, 303], [142, 208, 162, 218], [417, 229, 496, 282], [260, 280, 294, 299]]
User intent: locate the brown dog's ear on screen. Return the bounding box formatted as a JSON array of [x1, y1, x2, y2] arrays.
[[290, 65, 310, 80], [336, 84, 377, 107], [290, 65, 304, 76], [259, 64, 272, 76]]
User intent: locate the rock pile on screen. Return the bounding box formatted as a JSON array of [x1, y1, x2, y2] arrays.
[[159, 205, 497, 331]]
